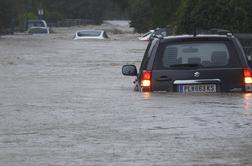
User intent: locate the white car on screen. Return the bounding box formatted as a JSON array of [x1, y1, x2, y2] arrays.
[[138, 30, 154, 41], [74, 30, 108, 40]]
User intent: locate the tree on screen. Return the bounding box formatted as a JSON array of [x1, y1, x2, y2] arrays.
[[150, 0, 181, 28], [2, 0, 252, 34], [0, 0, 13, 32], [126, 0, 181, 33], [176, 0, 252, 33], [128, 0, 152, 33]]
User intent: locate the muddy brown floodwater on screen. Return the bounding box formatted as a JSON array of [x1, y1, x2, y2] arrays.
[[0, 23, 252, 166]]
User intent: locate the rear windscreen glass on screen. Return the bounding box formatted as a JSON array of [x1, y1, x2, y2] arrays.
[[28, 22, 45, 28], [154, 41, 240, 69], [77, 31, 101, 37]]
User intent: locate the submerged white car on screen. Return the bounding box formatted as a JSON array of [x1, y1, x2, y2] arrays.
[[138, 30, 154, 41], [74, 30, 108, 40]]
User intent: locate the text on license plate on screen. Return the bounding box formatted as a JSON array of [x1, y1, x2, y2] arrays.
[[177, 84, 217, 93]]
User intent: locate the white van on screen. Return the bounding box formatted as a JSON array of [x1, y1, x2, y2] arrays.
[[27, 20, 50, 34]]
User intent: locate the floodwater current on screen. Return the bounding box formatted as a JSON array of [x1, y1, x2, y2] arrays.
[[0, 24, 252, 166]]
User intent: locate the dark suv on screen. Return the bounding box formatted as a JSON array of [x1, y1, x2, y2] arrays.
[[122, 34, 252, 93]]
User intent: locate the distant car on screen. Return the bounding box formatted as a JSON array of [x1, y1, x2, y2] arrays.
[[139, 28, 170, 41], [27, 20, 48, 29], [138, 30, 154, 41], [27, 20, 49, 34], [122, 33, 252, 93], [74, 30, 108, 40], [149, 28, 169, 40]]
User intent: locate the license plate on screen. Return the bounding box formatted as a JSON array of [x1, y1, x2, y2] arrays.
[[177, 84, 217, 93]]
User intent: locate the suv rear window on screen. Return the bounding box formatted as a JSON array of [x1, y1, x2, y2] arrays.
[[154, 40, 241, 69]]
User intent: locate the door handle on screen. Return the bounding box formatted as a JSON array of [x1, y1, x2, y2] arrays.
[[156, 76, 172, 82]]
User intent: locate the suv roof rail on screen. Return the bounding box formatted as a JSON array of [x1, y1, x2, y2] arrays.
[[209, 28, 233, 36], [193, 28, 233, 37]]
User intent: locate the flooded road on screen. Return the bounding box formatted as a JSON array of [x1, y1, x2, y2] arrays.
[[0, 23, 252, 166]]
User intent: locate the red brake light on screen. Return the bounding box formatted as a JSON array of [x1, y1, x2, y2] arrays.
[[243, 68, 252, 84], [141, 70, 152, 87], [244, 68, 252, 77], [142, 70, 151, 80]]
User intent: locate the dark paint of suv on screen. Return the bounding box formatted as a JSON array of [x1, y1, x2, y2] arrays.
[[122, 34, 252, 93]]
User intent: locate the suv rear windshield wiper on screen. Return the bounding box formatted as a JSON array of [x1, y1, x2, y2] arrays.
[[170, 63, 203, 68]]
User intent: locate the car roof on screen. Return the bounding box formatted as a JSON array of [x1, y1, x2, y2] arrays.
[[28, 19, 46, 23], [76, 30, 104, 33]]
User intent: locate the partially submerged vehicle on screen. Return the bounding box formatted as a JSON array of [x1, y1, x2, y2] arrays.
[[138, 30, 154, 41], [123, 32, 252, 93], [139, 28, 171, 41], [26, 20, 50, 34], [74, 30, 108, 40], [28, 27, 50, 34]]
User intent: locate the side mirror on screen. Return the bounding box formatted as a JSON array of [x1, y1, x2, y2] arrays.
[[122, 65, 137, 76]]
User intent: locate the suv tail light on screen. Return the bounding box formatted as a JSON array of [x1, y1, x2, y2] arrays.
[[243, 68, 252, 92], [141, 70, 152, 91]]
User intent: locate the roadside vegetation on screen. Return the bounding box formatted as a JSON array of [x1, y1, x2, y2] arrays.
[[1, 0, 252, 34]]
